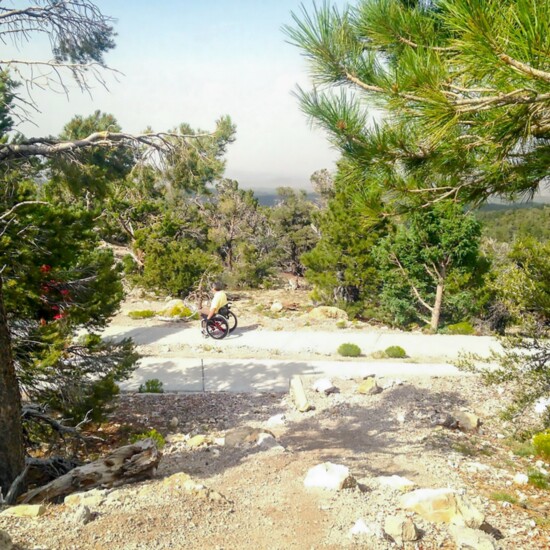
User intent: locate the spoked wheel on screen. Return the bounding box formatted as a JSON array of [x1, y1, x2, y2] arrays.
[[206, 315, 229, 339], [225, 311, 238, 333]]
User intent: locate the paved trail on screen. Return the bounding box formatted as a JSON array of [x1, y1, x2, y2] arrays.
[[104, 323, 500, 392]]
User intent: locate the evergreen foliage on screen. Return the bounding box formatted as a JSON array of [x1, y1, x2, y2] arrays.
[[285, 0, 550, 205]]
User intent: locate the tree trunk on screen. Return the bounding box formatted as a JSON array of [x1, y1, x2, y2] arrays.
[[21, 439, 161, 504], [0, 275, 25, 496], [430, 275, 445, 332]]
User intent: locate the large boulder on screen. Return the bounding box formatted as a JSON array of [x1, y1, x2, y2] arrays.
[[400, 488, 484, 528]]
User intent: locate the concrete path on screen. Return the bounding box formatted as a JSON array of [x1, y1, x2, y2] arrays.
[[104, 324, 500, 361], [105, 322, 500, 393], [119, 357, 472, 393]]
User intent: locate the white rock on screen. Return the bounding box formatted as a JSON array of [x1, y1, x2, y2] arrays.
[[312, 378, 337, 395], [449, 525, 498, 549], [349, 519, 383, 539], [304, 462, 356, 491], [266, 414, 286, 427], [71, 505, 93, 525], [257, 433, 278, 448], [513, 473, 529, 485], [375, 475, 416, 491], [349, 519, 371, 537], [464, 461, 492, 473], [270, 301, 284, 313]]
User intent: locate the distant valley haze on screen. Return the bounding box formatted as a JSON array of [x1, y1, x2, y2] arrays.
[[10, 0, 347, 192]]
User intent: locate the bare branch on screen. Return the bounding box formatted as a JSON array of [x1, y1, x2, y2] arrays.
[[499, 53, 550, 84]]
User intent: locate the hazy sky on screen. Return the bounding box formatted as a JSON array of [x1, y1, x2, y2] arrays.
[[12, 0, 348, 190]]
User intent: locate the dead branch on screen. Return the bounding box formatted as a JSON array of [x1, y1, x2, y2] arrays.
[[21, 438, 161, 503]]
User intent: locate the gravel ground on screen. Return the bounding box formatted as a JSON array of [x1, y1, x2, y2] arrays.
[[2, 375, 549, 550]]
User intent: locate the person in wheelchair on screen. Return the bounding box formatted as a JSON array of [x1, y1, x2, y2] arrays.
[[201, 281, 228, 335]]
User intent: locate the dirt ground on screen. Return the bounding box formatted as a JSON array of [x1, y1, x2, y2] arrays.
[[1, 285, 549, 550]]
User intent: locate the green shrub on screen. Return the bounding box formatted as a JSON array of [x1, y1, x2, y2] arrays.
[[160, 304, 193, 318], [385, 345, 407, 358], [533, 432, 550, 460], [338, 343, 361, 357], [490, 492, 518, 505], [138, 378, 164, 393], [128, 309, 156, 319], [130, 428, 166, 449], [336, 320, 347, 329], [528, 469, 549, 490], [443, 321, 475, 335], [57, 375, 120, 424]]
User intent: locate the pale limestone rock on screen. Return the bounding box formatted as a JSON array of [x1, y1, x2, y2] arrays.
[[290, 375, 313, 412], [1, 504, 46, 518], [349, 519, 371, 537], [304, 462, 356, 491], [400, 488, 484, 528], [256, 433, 280, 448], [225, 426, 274, 447], [266, 414, 286, 427], [149, 472, 225, 502], [375, 475, 416, 492], [312, 378, 337, 395], [64, 488, 109, 508], [165, 433, 186, 444], [187, 434, 208, 448], [270, 301, 284, 313], [349, 519, 384, 539], [384, 515, 419, 544], [0, 529, 13, 550], [448, 525, 498, 549], [71, 505, 93, 525], [513, 473, 529, 485], [357, 378, 382, 395], [454, 411, 480, 431]]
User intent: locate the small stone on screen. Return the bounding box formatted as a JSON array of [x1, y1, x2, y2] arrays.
[[454, 411, 480, 431], [375, 475, 416, 491], [187, 434, 208, 448], [270, 301, 284, 313], [306, 306, 348, 320], [449, 525, 498, 549], [256, 433, 281, 449], [349, 519, 371, 537], [1, 504, 46, 518], [266, 414, 286, 427], [513, 473, 529, 485], [71, 505, 93, 525], [384, 516, 419, 544], [464, 461, 492, 473], [225, 426, 274, 447], [0, 529, 13, 550], [357, 378, 382, 395], [169, 417, 179, 429], [304, 462, 356, 491], [165, 433, 186, 444], [312, 378, 338, 395], [64, 488, 109, 508]]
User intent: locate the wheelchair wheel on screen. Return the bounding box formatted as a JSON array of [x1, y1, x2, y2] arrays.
[[206, 316, 229, 339], [225, 311, 238, 333]]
